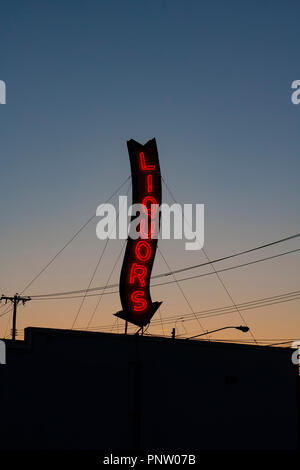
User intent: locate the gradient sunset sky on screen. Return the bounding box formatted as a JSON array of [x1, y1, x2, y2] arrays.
[[0, 0, 299, 342]]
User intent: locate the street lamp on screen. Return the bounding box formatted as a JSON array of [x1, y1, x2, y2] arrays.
[[185, 325, 249, 340]]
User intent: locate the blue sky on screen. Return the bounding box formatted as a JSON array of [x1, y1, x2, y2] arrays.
[[0, 0, 299, 338]]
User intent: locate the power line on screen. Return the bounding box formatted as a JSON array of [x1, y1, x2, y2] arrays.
[[158, 246, 208, 336], [70, 237, 110, 329], [20, 175, 131, 296], [83, 289, 300, 331], [161, 176, 256, 343], [0, 176, 130, 327], [158, 307, 165, 336], [155, 296, 300, 327], [70, 181, 131, 329], [0, 295, 31, 340], [267, 340, 298, 346], [149, 290, 300, 326], [28, 243, 300, 299], [171, 338, 299, 344], [86, 240, 126, 328], [30, 246, 300, 300], [1, 170, 299, 342], [164, 233, 300, 277], [159, 248, 300, 286], [97, 292, 300, 331]]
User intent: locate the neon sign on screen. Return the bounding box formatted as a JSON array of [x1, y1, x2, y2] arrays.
[[115, 139, 162, 327]]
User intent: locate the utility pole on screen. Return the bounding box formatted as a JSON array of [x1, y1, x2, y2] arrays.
[[0, 294, 31, 340]]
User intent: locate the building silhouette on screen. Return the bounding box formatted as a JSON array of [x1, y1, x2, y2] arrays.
[[0, 327, 298, 451]]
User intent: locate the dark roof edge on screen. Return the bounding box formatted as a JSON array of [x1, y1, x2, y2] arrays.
[[0, 326, 292, 355]]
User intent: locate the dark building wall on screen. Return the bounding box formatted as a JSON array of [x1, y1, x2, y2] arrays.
[[0, 328, 298, 451]]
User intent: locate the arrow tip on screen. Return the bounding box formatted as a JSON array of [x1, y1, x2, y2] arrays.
[[114, 301, 162, 327]]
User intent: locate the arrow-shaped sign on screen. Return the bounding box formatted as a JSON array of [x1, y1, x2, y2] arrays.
[[115, 138, 162, 327]]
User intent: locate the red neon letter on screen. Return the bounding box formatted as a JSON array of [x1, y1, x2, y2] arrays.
[[129, 263, 147, 287], [139, 152, 155, 171], [142, 196, 158, 216], [135, 240, 152, 262], [140, 218, 156, 239], [147, 174, 153, 193], [130, 290, 148, 311]]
